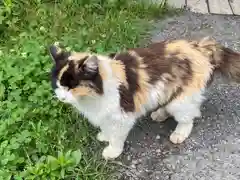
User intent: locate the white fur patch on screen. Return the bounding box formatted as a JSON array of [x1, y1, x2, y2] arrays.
[[54, 82, 77, 104]]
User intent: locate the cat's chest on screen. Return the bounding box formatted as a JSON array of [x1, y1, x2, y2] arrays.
[[72, 95, 120, 126]]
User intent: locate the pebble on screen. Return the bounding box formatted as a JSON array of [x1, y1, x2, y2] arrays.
[[132, 160, 138, 164], [127, 155, 131, 161], [130, 164, 136, 169], [156, 135, 161, 140], [156, 149, 161, 153]]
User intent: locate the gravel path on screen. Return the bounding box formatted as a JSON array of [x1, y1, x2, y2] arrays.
[[115, 11, 240, 180]]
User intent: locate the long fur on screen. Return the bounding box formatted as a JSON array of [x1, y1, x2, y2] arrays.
[[49, 37, 240, 159]]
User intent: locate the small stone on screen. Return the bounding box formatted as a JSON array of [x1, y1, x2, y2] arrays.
[[156, 135, 161, 140], [132, 160, 138, 164], [66, 47, 71, 51], [156, 149, 161, 153], [130, 164, 136, 169], [127, 155, 131, 161], [39, 26, 46, 32]]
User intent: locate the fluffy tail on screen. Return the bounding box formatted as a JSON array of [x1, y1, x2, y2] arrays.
[[197, 37, 240, 83], [217, 47, 240, 83]]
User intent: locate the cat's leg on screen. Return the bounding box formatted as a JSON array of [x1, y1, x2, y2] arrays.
[[96, 130, 109, 142], [101, 116, 135, 160], [95, 117, 110, 142], [169, 119, 194, 144], [166, 93, 203, 144], [151, 107, 169, 122]]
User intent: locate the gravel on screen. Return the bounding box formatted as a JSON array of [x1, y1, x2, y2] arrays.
[[114, 11, 240, 180]]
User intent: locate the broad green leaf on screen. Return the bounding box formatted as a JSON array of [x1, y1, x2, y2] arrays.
[[72, 149, 82, 165]]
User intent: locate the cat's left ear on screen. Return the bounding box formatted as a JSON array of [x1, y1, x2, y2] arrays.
[[49, 43, 68, 64]]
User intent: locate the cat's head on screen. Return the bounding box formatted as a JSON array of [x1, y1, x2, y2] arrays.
[[49, 43, 104, 103]]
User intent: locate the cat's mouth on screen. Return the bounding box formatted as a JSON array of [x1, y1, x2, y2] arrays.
[[54, 88, 76, 104], [54, 94, 68, 103]]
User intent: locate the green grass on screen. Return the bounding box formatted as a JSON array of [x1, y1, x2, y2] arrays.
[[0, 0, 174, 179]]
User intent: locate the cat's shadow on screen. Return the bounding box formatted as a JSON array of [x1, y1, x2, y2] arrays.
[[120, 116, 180, 161], [128, 116, 177, 144]]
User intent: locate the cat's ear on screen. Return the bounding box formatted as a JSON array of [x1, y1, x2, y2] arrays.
[[49, 43, 68, 64], [82, 55, 99, 74]]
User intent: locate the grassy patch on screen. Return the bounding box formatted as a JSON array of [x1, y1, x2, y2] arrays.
[[0, 0, 173, 179]]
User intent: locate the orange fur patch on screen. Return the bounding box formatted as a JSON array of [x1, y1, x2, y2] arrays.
[[133, 68, 150, 112], [166, 40, 212, 86], [165, 40, 213, 97], [130, 51, 150, 112], [71, 86, 96, 97], [110, 61, 128, 86], [98, 62, 108, 81]]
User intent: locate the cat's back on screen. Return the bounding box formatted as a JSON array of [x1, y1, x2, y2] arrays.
[[130, 39, 213, 89], [107, 39, 214, 114]]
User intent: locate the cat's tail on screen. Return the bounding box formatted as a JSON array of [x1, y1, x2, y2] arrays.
[[217, 47, 240, 83], [198, 37, 240, 83]]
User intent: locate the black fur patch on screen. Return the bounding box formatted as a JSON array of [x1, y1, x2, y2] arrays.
[[60, 60, 104, 94], [133, 42, 171, 84], [171, 56, 193, 85], [134, 41, 193, 86], [49, 45, 70, 90], [115, 52, 139, 112], [51, 59, 68, 90], [60, 61, 79, 89]]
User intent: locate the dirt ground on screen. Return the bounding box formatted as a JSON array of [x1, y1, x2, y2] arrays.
[[115, 11, 240, 180]]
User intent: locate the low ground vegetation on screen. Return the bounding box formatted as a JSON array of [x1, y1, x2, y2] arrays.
[[0, 0, 174, 179]]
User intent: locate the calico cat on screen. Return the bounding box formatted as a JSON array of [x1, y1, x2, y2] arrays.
[[49, 37, 240, 160]]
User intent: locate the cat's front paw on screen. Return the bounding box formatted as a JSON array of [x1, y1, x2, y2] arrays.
[[97, 132, 108, 142], [102, 145, 123, 160], [170, 131, 188, 144], [170, 122, 193, 144]]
